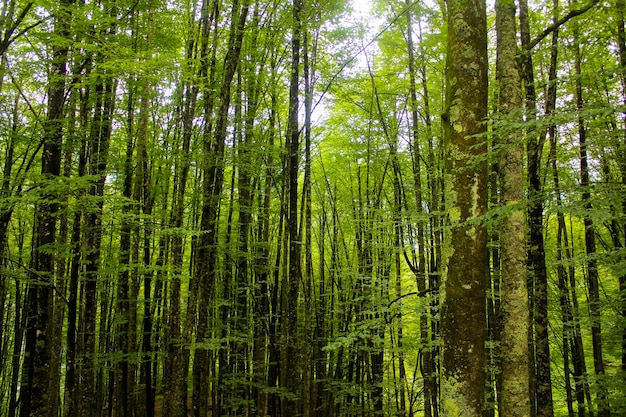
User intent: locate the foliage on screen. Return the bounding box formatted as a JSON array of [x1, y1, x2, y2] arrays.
[[0, 0, 625, 415]]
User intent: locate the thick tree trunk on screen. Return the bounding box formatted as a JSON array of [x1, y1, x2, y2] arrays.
[[440, 0, 489, 414]]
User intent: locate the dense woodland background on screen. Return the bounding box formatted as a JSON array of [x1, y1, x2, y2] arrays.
[[0, 0, 625, 415]]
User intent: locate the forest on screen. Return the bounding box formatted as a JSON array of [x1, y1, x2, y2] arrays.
[[0, 0, 625, 415]]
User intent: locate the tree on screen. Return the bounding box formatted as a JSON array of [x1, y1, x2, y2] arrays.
[[20, 0, 72, 413], [572, 16, 611, 416], [439, 0, 489, 415], [192, 1, 249, 415], [281, 0, 303, 414], [495, 0, 531, 415]]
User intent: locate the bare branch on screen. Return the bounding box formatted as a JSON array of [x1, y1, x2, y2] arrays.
[[387, 288, 433, 310], [527, 0, 600, 50]]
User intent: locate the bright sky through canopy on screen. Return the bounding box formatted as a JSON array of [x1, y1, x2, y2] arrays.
[[351, 0, 371, 18]]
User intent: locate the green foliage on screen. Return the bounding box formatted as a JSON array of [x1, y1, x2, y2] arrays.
[[1, 0, 626, 415]]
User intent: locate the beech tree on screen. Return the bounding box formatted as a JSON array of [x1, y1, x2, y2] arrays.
[[439, 0, 489, 414]]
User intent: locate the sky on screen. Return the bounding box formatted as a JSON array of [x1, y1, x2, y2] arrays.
[[351, 0, 372, 18]]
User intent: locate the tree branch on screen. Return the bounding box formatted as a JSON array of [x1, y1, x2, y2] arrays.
[[0, 2, 34, 55], [527, 0, 600, 50], [387, 288, 433, 310]]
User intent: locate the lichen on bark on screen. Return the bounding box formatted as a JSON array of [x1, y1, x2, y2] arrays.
[[440, 0, 489, 414]]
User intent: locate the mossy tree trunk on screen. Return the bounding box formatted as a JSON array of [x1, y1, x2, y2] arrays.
[[440, 0, 489, 414], [495, 0, 531, 415]]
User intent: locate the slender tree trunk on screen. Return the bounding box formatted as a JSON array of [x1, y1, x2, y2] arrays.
[[8, 267, 25, 417], [303, 19, 316, 417], [229, 82, 249, 417], [0, 97, 17, 253], [440, 0, 489, 414], [193, 2, 249, 415], [80, 72, 116, 417], [573, 22, 611, 416], [253, 65, 279, 415], [282, 0, 303, 415], [543, 6, 591, 415], [419, 33, 441, 415], [135, 74, 155, 417], [116, 71, 137, 417], [163, 43, 200, 417], [405, 5, 434, 416], [519, 1, 554, 415], [64, 91, 89, 416], [552, 142, 590, 417], [315, 199, 329, 417], [1, 99, 18, 417], [614, 0, 626, 387]]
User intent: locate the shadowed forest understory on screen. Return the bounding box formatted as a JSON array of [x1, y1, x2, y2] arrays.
[[1, 0, 626, 415]]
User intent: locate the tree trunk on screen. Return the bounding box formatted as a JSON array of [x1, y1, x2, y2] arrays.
[[495, 0, 531, 415], [80, 70, 116, 417], [440, 0, 489, 414], [135, 73, 155, 417], [419, 30, 441, 415], [281, 0, 303, 415], [405, 5, 434, 416], [192, 2, 249, 415], [162, 26, 200, 417], [21, 0, 71, 413], [518, 2, 554, 415], [573, 22, 611, 416], [614, 0, 626, 388]]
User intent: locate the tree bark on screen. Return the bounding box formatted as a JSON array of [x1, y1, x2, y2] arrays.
[[21, 0, 71, 413], [573, 21, 611, 416], [282, 0, 303, 415], [192, 1, 249, 415], [440, 0, 489, 414], [495, 0, 531, 415], [518, 1, 554, 414]]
